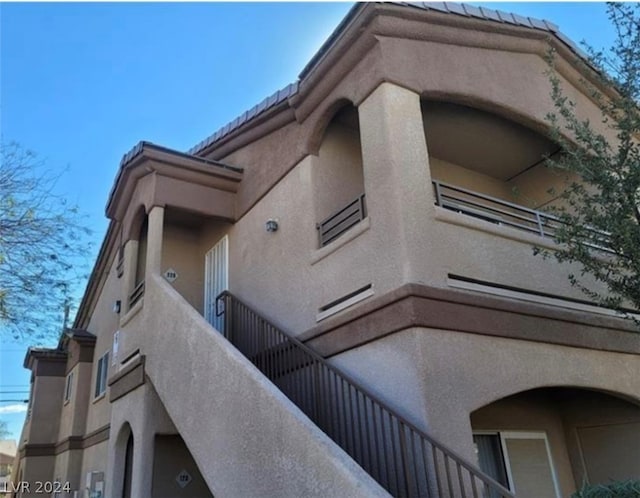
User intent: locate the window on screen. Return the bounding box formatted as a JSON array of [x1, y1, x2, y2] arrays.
[[473, 431, 560, 498], [64, 372, 74, 402], [94, 352, 109, 398]]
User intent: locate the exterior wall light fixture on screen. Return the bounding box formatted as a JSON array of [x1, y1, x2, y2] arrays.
[[113, 300, 121, 314], [265, 219, 279, 232]]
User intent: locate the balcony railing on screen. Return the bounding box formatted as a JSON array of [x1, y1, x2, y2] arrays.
[[216, 291, 514, 498], [129, 280, 145, 309], [432, 181, 613, 253], [317, 193, 366, 247], [432, 180, 565, 238]]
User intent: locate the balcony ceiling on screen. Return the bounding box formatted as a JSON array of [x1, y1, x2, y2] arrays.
[[422, 102, 557, 180]]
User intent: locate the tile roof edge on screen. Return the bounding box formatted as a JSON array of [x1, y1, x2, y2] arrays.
[[118, 141, 243, 173], [188, 81, 299, 156], [187, 1, 592, 157]]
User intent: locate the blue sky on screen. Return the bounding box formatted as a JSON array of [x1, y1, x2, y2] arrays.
[[0, 2, 614, 441]]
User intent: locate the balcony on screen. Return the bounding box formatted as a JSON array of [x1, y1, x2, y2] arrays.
[[432, 180, 612, 254], [432, 181, 561, 238], [317, 193, 367, 247]]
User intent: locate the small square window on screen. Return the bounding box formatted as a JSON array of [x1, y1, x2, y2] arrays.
[[94, 352, 109, 398]]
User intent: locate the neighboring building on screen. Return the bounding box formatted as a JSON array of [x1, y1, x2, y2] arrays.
[[0, 440, 17, 498], [13, 3, 640, 498]]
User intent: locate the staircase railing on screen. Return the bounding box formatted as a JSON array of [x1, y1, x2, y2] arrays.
[[215, 291, 514, 498]]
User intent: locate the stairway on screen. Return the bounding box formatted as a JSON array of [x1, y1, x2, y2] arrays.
[[136, 274, 388, 498], [216, 291, 515, 498]]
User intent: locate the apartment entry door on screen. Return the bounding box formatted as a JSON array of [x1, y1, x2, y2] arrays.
[[204, 235, 228, 333]]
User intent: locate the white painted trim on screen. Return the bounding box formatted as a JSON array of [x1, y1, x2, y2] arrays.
[[94, 351, 110, 400], [500, 431, 561, 498], [473, 430, 561, 498], [204, 235, 229, 332], [316, 287, 375, 322], [472, 431, 514, 491], [499, 434, 515, 493]]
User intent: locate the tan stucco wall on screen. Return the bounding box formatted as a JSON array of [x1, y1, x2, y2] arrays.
[[557, 390, 640, 485], [51, 448, 83, 496], [103, 15, 624, 342], [329, 327, 640, 473], [115, 274, 388, 498], [161, 221, 204, 312], [107, 380, 176, 498], [17, 456, 56, 498], [159, 216, 232, 318], [152, 435, 213, 498], [313, 117, 364, 223], [84, 256, 121, 435], [470, 388, 640, 493], [222, 152, 387, 335], [57, 362, 93, 443], [43, 8, 640, 496], [508, 162, 578, 210], [471, 391, 576, 496], [194, 70, 613, 338], [429, 157, 513, 200], [26, 376, 64, 445], [78, 441, 109, 497]]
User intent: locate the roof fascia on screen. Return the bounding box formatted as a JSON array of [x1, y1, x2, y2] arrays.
[[292, 3, 614, 123], [106, 144, 243, 221], [72, 220, 119, 330], [193, 3, 611, 160], [192, 98, 297, 160], [76, 146, 244, 330], [24, 348, 67, 370]]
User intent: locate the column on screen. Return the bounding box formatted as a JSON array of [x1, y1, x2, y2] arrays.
[[145, 205, 165, 277], [358, 82, 434, 286]]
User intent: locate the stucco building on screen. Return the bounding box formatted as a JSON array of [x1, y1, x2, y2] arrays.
[[13, 3, 640, 498], [1, 441, 17, 498]]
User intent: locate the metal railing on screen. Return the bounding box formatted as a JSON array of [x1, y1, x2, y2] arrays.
[[116, 252, 124, 278], [216, 291, 514, 498], [432, 181, 613, 252], [317, 193, 366, 247], [432, 180, 566, 238], [129, 280, 145, 309]]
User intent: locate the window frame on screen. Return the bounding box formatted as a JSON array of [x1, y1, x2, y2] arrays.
[[94, 352, 109, 399], [64, 371, 74, 403], [473, 430, 561, 498]]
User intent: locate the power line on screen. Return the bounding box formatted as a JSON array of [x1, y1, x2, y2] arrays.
[[0, 391, 30, 394], [0, 399, 28, 403]]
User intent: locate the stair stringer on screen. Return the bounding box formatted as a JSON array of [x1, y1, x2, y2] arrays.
[[137, 274, 389, 498]]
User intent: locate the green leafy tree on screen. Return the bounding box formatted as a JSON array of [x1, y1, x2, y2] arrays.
[[0, 142, 91, 340], [541, 3, 640, 316]]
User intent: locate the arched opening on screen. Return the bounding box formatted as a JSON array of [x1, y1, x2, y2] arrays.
[[312, 103, 366, 247], [110, 422, 134, 498], [470, 387, 640, 498], [127, 207, 148, 309], [421, 100, 574, 236], [122, 432, 134, 498], [135, 217, 148, 288]]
